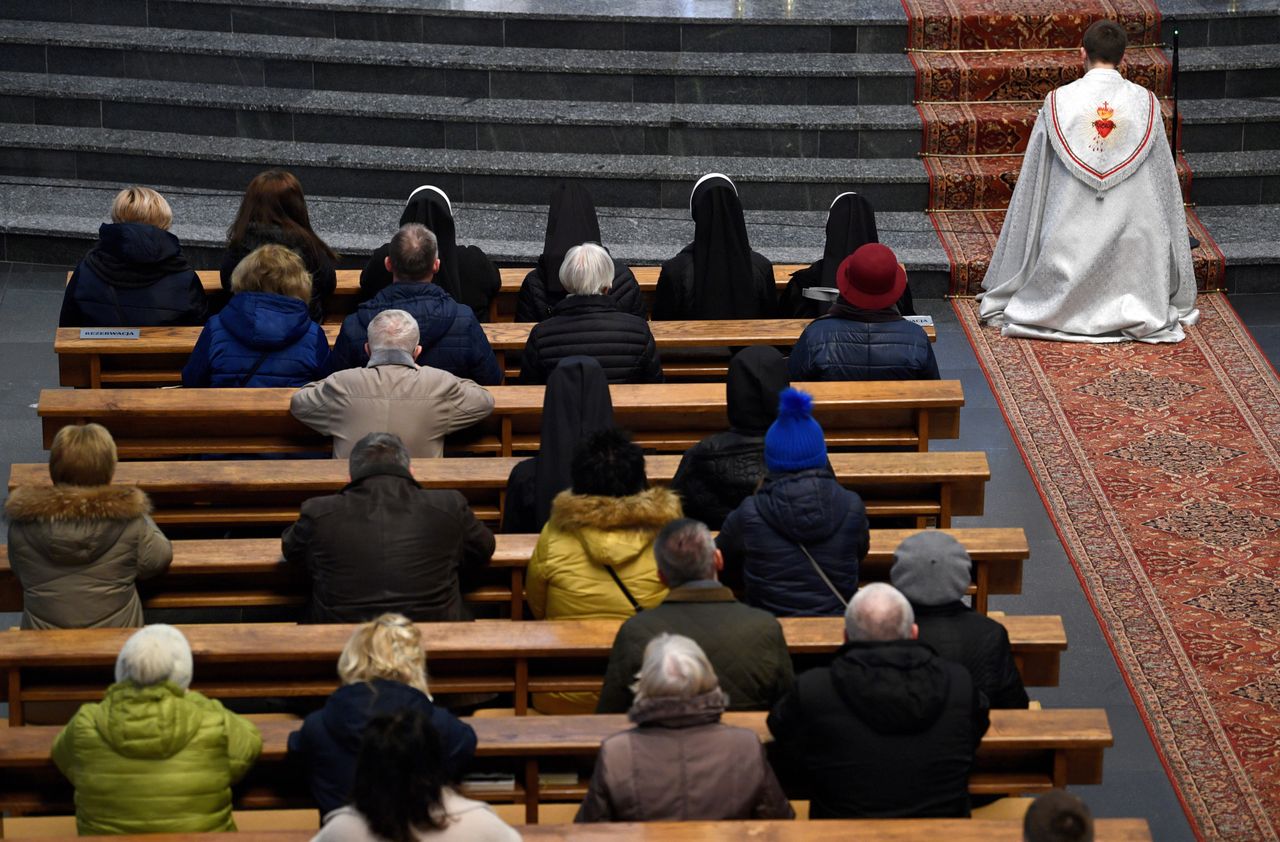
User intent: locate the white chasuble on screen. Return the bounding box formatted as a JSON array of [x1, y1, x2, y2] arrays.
[[977, 68, 1199, 343]]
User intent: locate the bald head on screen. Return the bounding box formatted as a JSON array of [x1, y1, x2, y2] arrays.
[[845, 583, 915, 642]]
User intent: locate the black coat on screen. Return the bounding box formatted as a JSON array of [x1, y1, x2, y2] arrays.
[[287, 678, 477, 815], [220, 224, 337, 322], [516, 259, 646, 322], [60, 223, 207, 328], [768, 641, 990, 818], [653, 246, 777, 320], [280, 468, 495, 623], [519, 295, 662, 384], [914, 601, 1030, 710]]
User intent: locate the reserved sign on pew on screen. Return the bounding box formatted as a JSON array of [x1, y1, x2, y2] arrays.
[[77, 328, 140, 339]]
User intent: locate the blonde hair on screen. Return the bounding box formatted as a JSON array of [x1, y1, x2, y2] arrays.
[[631, 633, 722, 705], [230, 244, 313, 303], [49, 423, 117, 486], [110, 186, 173, 230], [115, 624, 193, 691], [337, 614, 431, 697]]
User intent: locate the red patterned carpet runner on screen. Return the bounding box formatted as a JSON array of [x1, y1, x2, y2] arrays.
[[957, 294, 1280, 840], [901, 0, 1226, 295]]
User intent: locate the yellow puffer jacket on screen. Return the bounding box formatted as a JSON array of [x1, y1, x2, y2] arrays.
[[526, 487, 681, 713]]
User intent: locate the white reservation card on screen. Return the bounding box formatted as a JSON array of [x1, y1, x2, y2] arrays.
[[905, 315, 934, 327], [79, 328, 140, 339]]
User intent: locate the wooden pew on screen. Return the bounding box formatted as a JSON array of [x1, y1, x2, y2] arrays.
[[37, 381, 963, 458], [54, 319, 936, 389], [0, 616, 1064, 725], [0, 528, 1027, 618], [0, 709, 1114, 824], [9, 451, 990, 529]]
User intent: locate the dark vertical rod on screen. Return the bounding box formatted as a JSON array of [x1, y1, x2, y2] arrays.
[[1171, 28, 1180, 155]]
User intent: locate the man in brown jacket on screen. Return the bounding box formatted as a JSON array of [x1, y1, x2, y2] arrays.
[[290, 308, 494, 458]]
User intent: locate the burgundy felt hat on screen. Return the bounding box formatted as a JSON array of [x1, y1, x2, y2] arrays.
[[836, 243, 907, 311]]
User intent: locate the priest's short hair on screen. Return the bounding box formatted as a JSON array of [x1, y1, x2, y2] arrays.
[[1083, 19, 1126, 66]]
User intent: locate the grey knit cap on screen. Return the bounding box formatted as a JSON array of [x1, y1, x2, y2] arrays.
[[889, 531, 973, 606]]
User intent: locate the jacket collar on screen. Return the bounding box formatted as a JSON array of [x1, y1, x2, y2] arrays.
[[663, 582, 738, 604], [629, 688, 729, 727], [822, 295, 904, 323], [910, 600, 970, 618], [551, 294, 619, 316], [367, 348, 419, 368], [343, 464, 418, 489]]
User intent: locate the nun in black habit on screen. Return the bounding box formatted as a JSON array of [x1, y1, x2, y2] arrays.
[[515, 182, 645, 322], [501, 356, 615, 534], [670, 346, 788, 535], [359, 185, 501, 320], [653, 173, 776, 321], [780, 191, 914, 317]]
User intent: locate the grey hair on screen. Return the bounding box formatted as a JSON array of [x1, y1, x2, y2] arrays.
[[350, 432, 411, 479], [845, 582, 914, 642], [631, 633, 721, 704], [368, 309, 419, 355], [114, 624, 194, 691], [654, 518, 717, 587], [558, 242, 614, 296]]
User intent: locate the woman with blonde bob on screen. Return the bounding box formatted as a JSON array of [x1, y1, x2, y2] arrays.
[[5, 423, 172, 629], [576, 633, 793, 823], [51, 624, 263, 835], [60, 185, 207, 327], [288, 614, 477, 816], [182, 243, 331, 387]]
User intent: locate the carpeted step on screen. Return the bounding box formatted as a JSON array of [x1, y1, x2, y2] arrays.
[[902, 0, 1161, 50], [910, 46, 1172, 102], [919, 99, 1178, 156]]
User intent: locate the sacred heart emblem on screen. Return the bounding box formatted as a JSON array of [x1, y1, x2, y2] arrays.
[[1093, 102, 1116, 138]]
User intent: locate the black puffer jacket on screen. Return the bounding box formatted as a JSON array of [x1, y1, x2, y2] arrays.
[[519, 295, 662, 384], [914, 601, 1030, 710], [671, 432, 767, 533], [716, 468, 869, 616], [516, 259, 646, 322], [768, 640, 990, 818]]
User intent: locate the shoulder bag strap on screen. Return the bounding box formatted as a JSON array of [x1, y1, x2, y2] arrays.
[[238, 352, 272, 387], [604, 565, 643, 613], [797, 542, 849, 607]]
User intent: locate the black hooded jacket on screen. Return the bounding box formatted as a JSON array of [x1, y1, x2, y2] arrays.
[[60, 223, 207, 327], [914, 601, 1030, 710], [671, 347, 788, 530], [503, 357, 615, 533], [220, 222, 337, 322], [768, 640, 990, 818]]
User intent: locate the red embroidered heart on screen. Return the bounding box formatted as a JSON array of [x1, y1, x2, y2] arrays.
[[1094, 119, 1115, 138]]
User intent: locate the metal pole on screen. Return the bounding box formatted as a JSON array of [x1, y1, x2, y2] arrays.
[[1172, 28, 1180, 155]]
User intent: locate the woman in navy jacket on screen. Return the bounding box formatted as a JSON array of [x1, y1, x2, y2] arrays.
[[59, 186, 207, 328], [182, 244, 330, 388]]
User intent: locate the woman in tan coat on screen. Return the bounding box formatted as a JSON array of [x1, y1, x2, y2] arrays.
[[5, 423, 172, 629]]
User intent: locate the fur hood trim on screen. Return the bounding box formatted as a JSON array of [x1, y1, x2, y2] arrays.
[[5, 485, 151, 523], [549, 487, 682, 533]]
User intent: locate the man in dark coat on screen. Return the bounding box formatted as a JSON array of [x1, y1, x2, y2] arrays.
[[891, 530, 1030, 709], [331, 223, 503, 384], [519, 243, 662, 384], [596, 518, 794, 713], [768, 583, 990, 818], [281, 432, 495, 623]]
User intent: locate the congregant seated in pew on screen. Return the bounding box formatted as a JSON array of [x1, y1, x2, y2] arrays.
[[282, 433, 495, 623], [1025, 789, 1096, 842], [290, 309, 495, 458], [519, 243, 663, 385], [181, 244, 331, 389], [52, 625, 263, 835], [527, 429, 681, 713], [596, 519, 793, 714], [578, 634, 794, 824], [5, 423, 172, 630], [288, 614, 477, 817]]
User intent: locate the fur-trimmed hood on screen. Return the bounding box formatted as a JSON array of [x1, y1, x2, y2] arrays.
[[5, 485, 151, 523], [549, 487, 681, 533]]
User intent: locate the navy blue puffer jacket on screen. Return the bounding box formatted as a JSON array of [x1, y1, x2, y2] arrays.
[[60, 223, 207, 328], [329, 283, 503, 385], [789, 318, 939, 381], [717, 468, 870, 617], [181, 291, 330, 387]]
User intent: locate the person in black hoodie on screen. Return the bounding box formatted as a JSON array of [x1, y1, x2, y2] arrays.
[[220, 170, 337, 322], [516, 182, 645, 323], [287, 613, 477, 816], [671, 346, 787, 533], [768, 583, 990, 818], [890, 530, 1029, 709], [653, 173, 776, 321], [60, 186, 207, 327], [502, 356, 614, 534], [360, 185, 501, 322]]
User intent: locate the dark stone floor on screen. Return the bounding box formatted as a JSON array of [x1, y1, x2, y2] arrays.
[[1, 258, 1278, 837]]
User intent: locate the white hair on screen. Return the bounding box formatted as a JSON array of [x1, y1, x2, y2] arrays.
[[368, 309, 419, 355], [114, 624, 194, 691], [559, 242, 614, 296], [631, 633, 721, 704], [845, 582, 914, 642]]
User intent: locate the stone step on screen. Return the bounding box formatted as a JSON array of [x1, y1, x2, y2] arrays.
[[0, 71, 921, 159], [1161, 1, 1280, 48]]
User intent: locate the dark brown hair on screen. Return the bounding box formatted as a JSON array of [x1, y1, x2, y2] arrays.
[[1082, 19, 1127, 66], [226, 170, 337, 264], [1024, 790, 1095, 842], [351, 710, 450, 842]]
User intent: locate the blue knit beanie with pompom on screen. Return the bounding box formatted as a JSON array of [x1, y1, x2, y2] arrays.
[[764, 387, 828, 472]]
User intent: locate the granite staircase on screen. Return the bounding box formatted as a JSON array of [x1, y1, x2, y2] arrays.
[[0, 0, 1277, 295]]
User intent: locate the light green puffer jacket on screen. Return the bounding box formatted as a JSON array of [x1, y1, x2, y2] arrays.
[[51, 681, 263, 835]]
